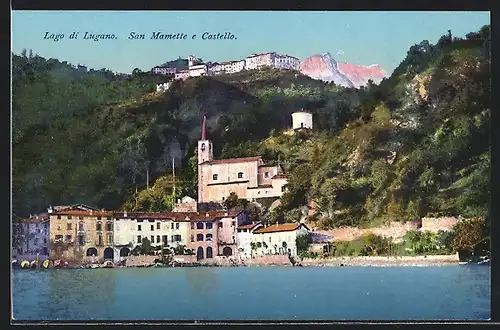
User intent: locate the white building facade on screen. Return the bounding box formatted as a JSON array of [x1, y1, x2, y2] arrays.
[[156, 82, 172, 93], [236, 222, 263, 259], [251, 223, 310, 257], [175, 70, 190, 80], [189, 64, 208, 77], [273, 54, 300, 70], [291, 110, 313, 130]]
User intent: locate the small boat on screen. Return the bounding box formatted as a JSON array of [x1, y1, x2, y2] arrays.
[[42, 260, 52, 269], [20, 260, 30, 268], [102, 261, 114, 268]]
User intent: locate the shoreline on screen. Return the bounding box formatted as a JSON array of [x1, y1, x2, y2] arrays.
[[13, 254, 469, 269]]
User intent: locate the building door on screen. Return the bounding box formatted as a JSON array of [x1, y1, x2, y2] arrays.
[[206, 246, 213, 259], [196, 246, 204, 261]]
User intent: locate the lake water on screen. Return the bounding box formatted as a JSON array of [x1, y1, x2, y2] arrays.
[[12, 265, 490, 321]]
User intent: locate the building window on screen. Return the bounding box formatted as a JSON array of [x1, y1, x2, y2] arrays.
[[106, 217, 112, 220], [97, 216, 102, 220], [78, 235, 84, 246], [162, 235, 168, 245], [191, 222, 194, 229], [237, 172, 243, 179], [201, 143, 206, 151], [67, 216, 72, 220], [138, 225, 142, 231], [197, 222, 204, 230], [206, 234, 213, 241], [107, 233, 113, 245], [78, 222, 84, 231], [55, 235, 63, 242], [65, 235, 72, 243], [78, 216, 84, 220], [218, 222, 223, 228], [137, 235, 142, 243], [264, 172, 269, 178], [175, 223, 180, 230], [57, 225, 61, 231], [106, 222, 113, 231], [57, 215, 61, 219], [197, 234, 204, 241], [67, 223, 72, 231], [269, 237, 272, 243], [97, 235, 103, 246], [157, 222, 161, 230], [151, 225, 154, 231], [43, 238, 47, 244], [213, 174, 218, 180], [206, 222, 213, 230], [174, 235, 181, 242], [171, 223, 174, 229], [191, 235, 194, 242], [96, 222, 102, 231], [281, 186, 286, 192], [157, 235, 161, 243], [44, 223, 48, 229], [150, 236, 154, 243]]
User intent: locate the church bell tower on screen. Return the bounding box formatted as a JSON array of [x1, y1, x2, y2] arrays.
[[197, 116, 213, 202]]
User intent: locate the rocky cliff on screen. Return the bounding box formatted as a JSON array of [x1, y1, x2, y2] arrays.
[[299, 52, 386, 88]]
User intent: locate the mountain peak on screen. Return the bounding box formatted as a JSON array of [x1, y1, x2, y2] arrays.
[[299, 53, 386, 88]]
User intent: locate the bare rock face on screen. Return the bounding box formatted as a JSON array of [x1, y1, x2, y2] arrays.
[[299, 52, 386, 88]]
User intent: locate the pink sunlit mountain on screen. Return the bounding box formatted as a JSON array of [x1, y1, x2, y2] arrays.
[[299, 52, 387, 88]]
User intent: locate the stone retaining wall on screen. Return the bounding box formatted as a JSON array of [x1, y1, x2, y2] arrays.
[[299, 254, 460, 266]]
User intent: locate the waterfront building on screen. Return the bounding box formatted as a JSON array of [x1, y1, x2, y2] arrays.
[[48, 209, 115, 262], [12, 215, 50, 261], [185, 209, 247, 260], [197, 116, 287, 203], [113, 211, 191, 259], [251, 223, 310, 257], [236, 222, 264, 259]]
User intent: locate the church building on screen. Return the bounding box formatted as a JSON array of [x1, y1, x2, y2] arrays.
[[197, 116, 288, 203]]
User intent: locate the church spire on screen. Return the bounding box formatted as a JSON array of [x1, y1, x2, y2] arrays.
[[201, 115, 207, 140]]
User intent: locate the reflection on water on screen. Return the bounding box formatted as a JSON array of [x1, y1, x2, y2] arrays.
[[12, 266, 490, 321]]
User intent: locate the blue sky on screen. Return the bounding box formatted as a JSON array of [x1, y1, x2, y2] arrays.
[[12, 11, 490, 75]]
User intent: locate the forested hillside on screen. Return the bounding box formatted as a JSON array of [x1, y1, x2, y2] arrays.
[[12, 26, 490, 230]]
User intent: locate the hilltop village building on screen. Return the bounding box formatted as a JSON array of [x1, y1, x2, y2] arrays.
[[157, 51, 300, 81], [196, 116, 288, 203]]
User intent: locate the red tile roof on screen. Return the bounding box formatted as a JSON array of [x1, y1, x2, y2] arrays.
[[51, 210, 114, 217], [271, 174, 287, 179], [200, 156, 262, 165], [237, 222, 262, 230], [253, 223, 309, 234]]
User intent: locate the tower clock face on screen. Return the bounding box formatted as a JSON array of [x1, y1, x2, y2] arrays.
[[201, 143, 206, 151]]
